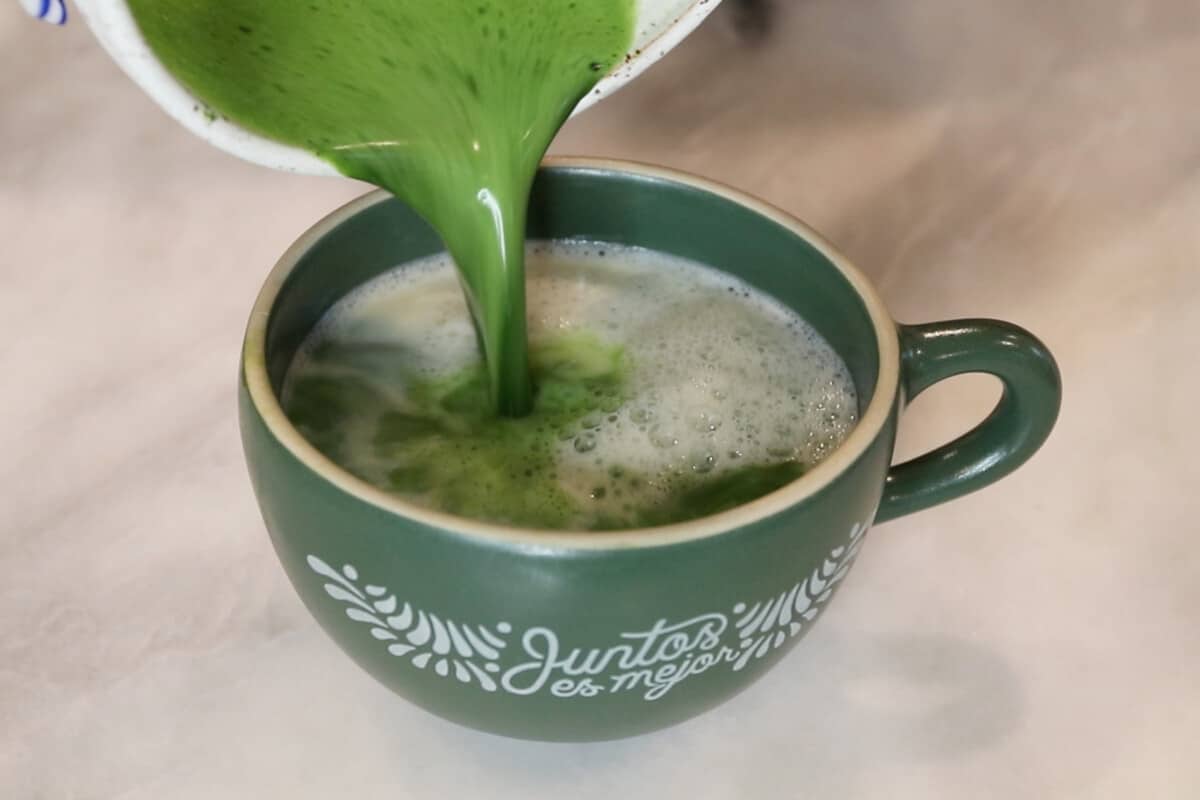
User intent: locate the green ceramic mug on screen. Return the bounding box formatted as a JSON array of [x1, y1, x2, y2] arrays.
[[239, 158, 1061, 742]]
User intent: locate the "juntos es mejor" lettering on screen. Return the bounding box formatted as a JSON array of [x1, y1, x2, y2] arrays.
[[500, 613, 744, 700]]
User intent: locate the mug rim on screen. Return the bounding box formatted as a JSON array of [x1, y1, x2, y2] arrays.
[[241, 157, 900, 550]]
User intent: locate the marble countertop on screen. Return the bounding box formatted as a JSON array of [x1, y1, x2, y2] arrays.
[[3, 2, 1198, 797]]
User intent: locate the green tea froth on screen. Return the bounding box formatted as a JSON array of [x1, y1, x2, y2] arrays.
[[283, 243, 859, 530]]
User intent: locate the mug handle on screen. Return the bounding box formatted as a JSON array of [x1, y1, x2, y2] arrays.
[[874, 320, 1062, 523]]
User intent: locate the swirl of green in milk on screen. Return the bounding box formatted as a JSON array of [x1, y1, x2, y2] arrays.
[[128, 0, 635, 416]]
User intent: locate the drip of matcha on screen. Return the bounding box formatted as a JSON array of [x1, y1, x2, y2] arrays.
[[128, 0, 635, 415]]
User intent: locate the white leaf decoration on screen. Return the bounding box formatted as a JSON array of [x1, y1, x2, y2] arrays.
[[465, 661, 498, 692], [461, 625, 499, 660], [387, 603, 413, 631], [306, 520, 868, 696], [324, 584, 373, 612], [306, 558, 510, 691], [429, 614, 452, 655], [736, 602, 762, 629], [346, 608, 388, 627], [478, 626, 506, 649], [408, 611, 431, 646], [446, 621, 474, 658], [729, 522, 868, 671], [794, 580, 813, 614]]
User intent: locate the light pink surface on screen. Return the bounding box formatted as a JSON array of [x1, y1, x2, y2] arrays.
[[2, 2, 1198, 797]]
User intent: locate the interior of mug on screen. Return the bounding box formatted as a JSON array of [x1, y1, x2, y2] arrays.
[[248, 159, 898, 544]]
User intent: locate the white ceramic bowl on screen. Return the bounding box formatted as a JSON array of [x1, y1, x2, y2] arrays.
[[73, 0, 721, 175]]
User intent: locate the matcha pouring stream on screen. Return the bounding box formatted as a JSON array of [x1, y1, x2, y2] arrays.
[[128, 0, 637, 415]]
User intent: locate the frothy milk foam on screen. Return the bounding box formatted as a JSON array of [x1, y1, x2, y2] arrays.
[[283, 242, 858, 529]]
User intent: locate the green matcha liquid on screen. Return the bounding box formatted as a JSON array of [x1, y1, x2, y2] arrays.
[[128, 0, 635, 415]]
